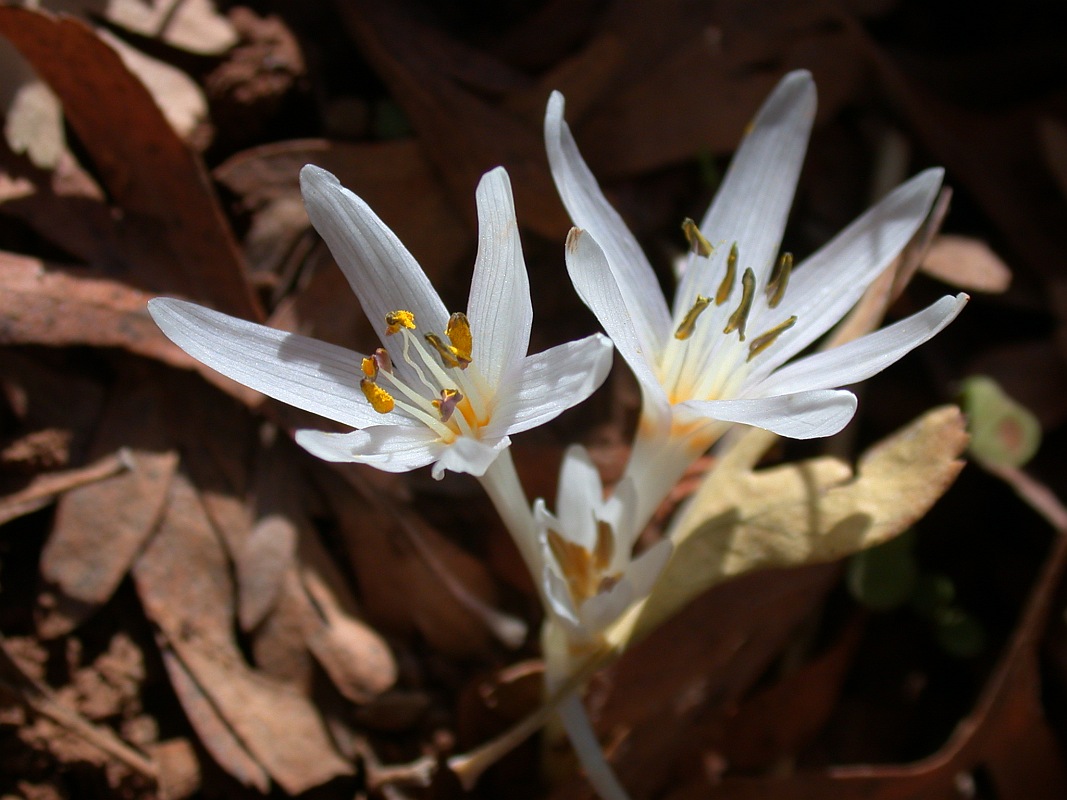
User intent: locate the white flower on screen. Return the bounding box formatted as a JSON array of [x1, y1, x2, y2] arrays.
[[546, 70, 967, 530], [534, 446, 672, 643], [149, 166, 613, 480]]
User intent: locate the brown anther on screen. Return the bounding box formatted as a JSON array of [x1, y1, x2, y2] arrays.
[[674, 295, 711, 340], [425, 333, 470, 369], [681, 218, 713, 257], [716, 242, 738, 305], [766, 252, 792, 308], [594, 519, 614, 571], [723, 268, 756, 341], [431, 388, 463, 422], [747, 315, 798, 361], [373, 347, 393, 374]]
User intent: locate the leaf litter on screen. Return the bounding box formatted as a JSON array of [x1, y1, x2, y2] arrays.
[[2, 1, 1067, 799]]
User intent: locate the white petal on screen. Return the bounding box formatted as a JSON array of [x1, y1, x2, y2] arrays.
[[542, 564, 581, 627], [623, 538, 673, 599], [556, 445, 603, 549], [294, 425, 440, 471], [430, 436, 510, 480], [489, 333, 615, 437], [467, 167, 533, 388], [545, 91, 671, 355], [750, 168, 944, 376], [756, 294, 968, 397], [149, 298, 381, 428], [300, 165, 449, 339], [578, 581, 635, 634], [680, 71, 816, 317], [678, 389, 858, 439], [564, 229, 669, 413]]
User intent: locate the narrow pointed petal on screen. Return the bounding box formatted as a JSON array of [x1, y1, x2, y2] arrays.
[[545, 92, 671, 354], [490, 333, 615, 437], [621, 538, 673, 599], [681, 71, 816, 316], [679, 389, 858, 439], [149, 298, 381, 429], [756, 294, 968, 397], [431, 436, 510, 479], [542, 566, 581, 627], [300, 165, 448, 339], [564, 229, 669, 413], [467, 167, 532, 387], [294, 425, 440, 471], [556, 445, 603, 549], [751, 168, 944, 376]]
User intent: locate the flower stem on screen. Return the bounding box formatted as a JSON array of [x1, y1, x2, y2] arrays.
[[478, 449, 543, 596], [557, 693, 631, 800]]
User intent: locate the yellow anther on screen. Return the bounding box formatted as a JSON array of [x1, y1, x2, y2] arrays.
[[716, 242, 738, 306], [674, 294, 711, 340], [681, 218, 712, 257], [747, 315, 798, 361], [766, 252, 792, 308], [723, 268, 756, 341], [425, 333, 469, 369], [445, 312, 473, 367], [361, 355, 377, 378], [385, 310, 416, 335], [431, 388, 463, 422], [360, 378, 395, 413]]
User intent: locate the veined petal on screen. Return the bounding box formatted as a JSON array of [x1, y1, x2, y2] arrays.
[[680, 71, 815, 320], [556, 445, 603, 550], [756, 294, 968, 397], [431, 436, 510, 480], [294, 425, 440, 471], [149, 298, 381, 429], [545, 91, 671, 356], [679, 389, 858, 439], [750, 168, 944, 377], [467, 167, 532, 388], [300, 165, 449, 339], [564, 229, 669, 413], [490, 333, 615, 437]]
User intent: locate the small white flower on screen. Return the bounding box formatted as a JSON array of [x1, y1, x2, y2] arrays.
[[546, 70, 967, 530], [534, 446, 672, 642], [150, 166, 613, 480]]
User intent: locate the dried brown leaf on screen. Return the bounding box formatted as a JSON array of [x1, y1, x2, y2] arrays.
[[0, 451, 127, 526], [921, 234, 1012, 294]]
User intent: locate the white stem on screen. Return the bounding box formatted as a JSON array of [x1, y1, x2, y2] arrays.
[[558, 693, 631, 800], [478, 449, 543, 597]]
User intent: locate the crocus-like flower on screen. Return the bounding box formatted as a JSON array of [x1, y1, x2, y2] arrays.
[[149, 166, 613, 480], [534, 446, 672, 644], [546, 70, 967, 532]]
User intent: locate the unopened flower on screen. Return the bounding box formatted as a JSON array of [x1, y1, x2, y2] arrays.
[[150, 166, 613, 480], [534, 446, 671, 643], [546, 70, 967, 531]]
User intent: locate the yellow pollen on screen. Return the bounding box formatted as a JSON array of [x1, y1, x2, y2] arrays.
[[747, 315, 798, 361], [716, 242, 738, 305], [360, 378, 394, 413], [766, 252, 792, 308], [681, 218, 712, 257], [445, 312, 473, 367], [385, 310, 416, 335], [431, 388, 463, 422], [425, 332, 469, 369], [674, 294, 711, 340], [723, 268, 756, 341], [360, 355, 377, 378]]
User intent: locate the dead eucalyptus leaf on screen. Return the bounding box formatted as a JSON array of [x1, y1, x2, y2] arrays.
[[611, 406, 968, 647]]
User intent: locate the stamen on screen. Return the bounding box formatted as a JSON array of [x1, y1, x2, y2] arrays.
[[361, 355, 378, 379], [747, 315, 798, 361], [594, 519, 614, 571], [373, 347, 393, 374], [715, 242, 738, 305], [385, 310, 416, 335], [360, 379, 395, 413], [681, 218, 712, 257], [674, 295, 711, 340], [766, 252, 792, 308], [723, 268, 756, 341], [425, 333, 469, 369], [445, 312, 473, 368], [432, 388, 463, 422]]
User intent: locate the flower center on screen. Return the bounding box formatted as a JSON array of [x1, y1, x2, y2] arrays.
[[359, 309, 487, 441], [663, 238, 799, 403], [547, 518, 619, 605]]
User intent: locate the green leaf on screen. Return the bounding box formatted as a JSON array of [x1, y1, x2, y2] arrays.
[[960, 375, 1041, 468]]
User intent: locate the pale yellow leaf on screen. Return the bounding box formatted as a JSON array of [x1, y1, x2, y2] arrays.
[[609, 406, 968, 648]]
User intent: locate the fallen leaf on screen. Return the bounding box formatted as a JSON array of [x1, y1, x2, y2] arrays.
[[104, 0, 237, 56], [0, 451, 127, 526], [921, 234, 1012, 294]]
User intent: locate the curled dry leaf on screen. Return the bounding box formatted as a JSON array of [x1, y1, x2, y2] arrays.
[[611, 405, 969, 648], [0, 450, 127, 526], [921, 234, 1012, 294]]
